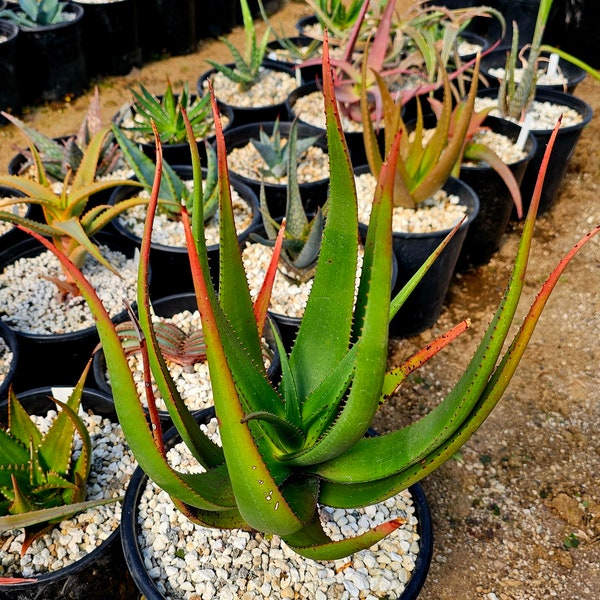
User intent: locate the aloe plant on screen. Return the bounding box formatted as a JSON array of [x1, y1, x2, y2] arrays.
[[496, 0, 600, 120], [0, 364, 121, 552], [206, 0, 271, 90], [1, 88, 122, 183], [29, 36, 600, 561], [117, 80, 215, 145], [0, 0, 68, 27], [362, 54, 482, 209], [251, 118, 325, 284], [305, 0, 365, 40], [250, 118, 320, 180], [0, 128, 147, 288]]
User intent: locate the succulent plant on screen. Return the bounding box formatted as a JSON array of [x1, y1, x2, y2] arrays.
[[251, 118, 324, 284], [1, 88, 122, 183], [206, 0, 271, 90], [0, 127, 147, 290], [305, 0, 365, 40], [0, 0, 68, 27], [33, 37, 600, 561], [250, 118, 320, 180], [117, 80, 215, 145], [0, 364, 121, 552]]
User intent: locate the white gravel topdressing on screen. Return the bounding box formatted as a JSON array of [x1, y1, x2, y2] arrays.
[[136, 419, 422, 600], [0, 244, 138, 335], [203, 68, 298, 108], [487, 66, 569, 87], [0, 334, 13, 386], [0, 406, 136, 578]]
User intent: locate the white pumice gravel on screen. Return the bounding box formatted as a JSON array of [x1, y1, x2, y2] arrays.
[[474, 97, 584, 130], [292, 90, 366, 133], [0, 407, 136, 578], [241, 242, 363, 319], [227, 141, 329, 185], [487, 66, 569, 87], [136, 419, 421, 600], [0, 245, 138, 335], [202, 68, 298, 108], [102, 309, 272, 413], [463, 129, 527, 166], [355, 172, 468, 233], [0, 335, 13, 386], [118, 185, 253, 247]]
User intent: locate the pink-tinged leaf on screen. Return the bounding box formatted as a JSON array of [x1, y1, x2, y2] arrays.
[[253, 219, 286, 338], [339, 0, 371, 64], [366, 0, 397, 73], [0, 577, 37, 584]]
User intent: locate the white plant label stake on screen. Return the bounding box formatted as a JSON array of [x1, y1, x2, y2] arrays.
[[516, 113, 534, 151]]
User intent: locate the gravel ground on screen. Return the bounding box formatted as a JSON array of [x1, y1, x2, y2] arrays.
[[0, 2, 598, 598]]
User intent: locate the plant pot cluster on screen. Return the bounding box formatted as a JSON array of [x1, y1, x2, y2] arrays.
[[0, 1, 597, 599]]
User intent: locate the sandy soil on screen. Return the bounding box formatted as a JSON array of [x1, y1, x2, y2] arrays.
[[0, 2, 598, 599]]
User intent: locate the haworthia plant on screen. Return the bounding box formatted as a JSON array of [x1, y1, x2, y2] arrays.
[[28, 37, 600, 561]]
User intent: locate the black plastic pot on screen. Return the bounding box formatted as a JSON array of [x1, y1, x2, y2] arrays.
[[74, 0, 142, 77], [0, 321, 18, 402], [370, 177, 480, 338], [480, 49, 587, 95], [109, 166, 260, 298], [222, 120, 329, 219], [14, 2, 87, 104], [286, 81, 380, 168], [197, 63, 296, 127], [120, 408, 433, 600], [456, 116, 537, 270], [138, 0, 196, 59], [195, 0, 235, 39], [0, 233, 137, 390], [92, 293, 281, 424], [0, 387, 137, 600], [0, 19, 20, 123], [478, 88, 594, 215], [113, 98, 234, 167]]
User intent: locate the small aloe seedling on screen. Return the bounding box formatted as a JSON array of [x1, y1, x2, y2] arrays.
[[251, 118, 320, 180], [362, 55, 482, 209], [0, 364, 121, 552], [118, 80, 215, 145], [305, 0, 365, 40], [2, 88, 122, 183], [0, 0, 68, 27], [251, 119, 324, 284], [206, 0, 271, 90], [31, 35, 600, 561]]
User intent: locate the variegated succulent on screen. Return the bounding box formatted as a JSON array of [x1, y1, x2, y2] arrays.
[[32, 36, 600, 561], [0, 364, 120, 551]]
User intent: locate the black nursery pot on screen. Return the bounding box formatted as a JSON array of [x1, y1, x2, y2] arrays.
[[92, 293, 281, 425], [479, 49, 587, 95], [478, 88, 594, 215], [222, 120, 330, 219], [0, 20, 21, 122], [0, 388, 137, 600], [120, 407, 433, 600], [378, 177, 479, 338], [456, 115, 537, 271], [14, 2, 87, 103], [138, 0, 196, 59], [197, 63, 296, 127], [0, 233, 136, 390], [75, 0, 142, 77], [109, 166, 260, 298], [0, 321, 18, 402]]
